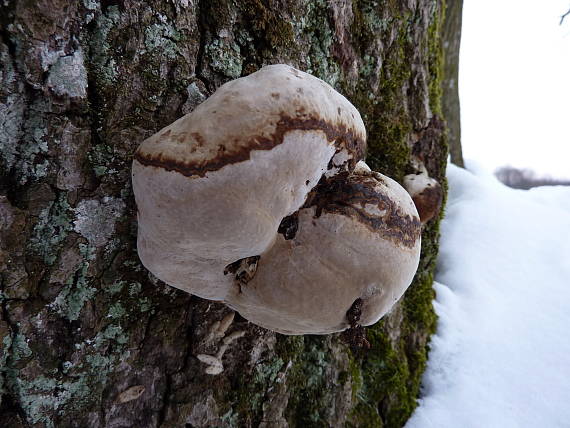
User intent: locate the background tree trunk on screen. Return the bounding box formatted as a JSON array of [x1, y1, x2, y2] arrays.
[[0, 0, 456, 426], [442, 0, 464, 167]]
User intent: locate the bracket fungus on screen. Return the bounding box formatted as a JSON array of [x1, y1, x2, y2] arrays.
[[403, 157, 443, 224], [132, 64, 422, 335]]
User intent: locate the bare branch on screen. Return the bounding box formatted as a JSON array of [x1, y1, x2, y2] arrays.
[[560, 8, 570, 25]]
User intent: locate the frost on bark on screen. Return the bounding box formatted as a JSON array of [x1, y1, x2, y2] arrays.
[[0, 0, 452, 426]]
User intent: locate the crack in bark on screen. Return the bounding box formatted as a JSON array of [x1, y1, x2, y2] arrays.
[[194, 0, 212, 93], [0, 299, 29, 422]]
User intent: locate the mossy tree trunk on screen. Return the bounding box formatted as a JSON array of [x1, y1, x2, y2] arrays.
[[0, 0, 454, 426]]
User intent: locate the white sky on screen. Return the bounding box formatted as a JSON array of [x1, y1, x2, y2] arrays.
[[460, 0, 570, 179]]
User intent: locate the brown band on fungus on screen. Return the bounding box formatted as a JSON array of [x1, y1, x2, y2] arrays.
[[134, 114, 366, 178], [303, 173, 421, 249]]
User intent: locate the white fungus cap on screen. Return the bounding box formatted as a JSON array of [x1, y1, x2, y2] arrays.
[[227, 166, 421, 334], [403, 159, 443, 224], [132, 64, 421, 334]]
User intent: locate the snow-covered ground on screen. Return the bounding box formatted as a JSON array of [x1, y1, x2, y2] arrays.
[[407, 163, 570, 428]]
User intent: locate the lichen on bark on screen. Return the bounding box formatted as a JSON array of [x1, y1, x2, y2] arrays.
[[0, 0, 455, 426]]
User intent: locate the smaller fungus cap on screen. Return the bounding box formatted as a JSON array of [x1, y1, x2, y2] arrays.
[[403, 159, 443, 224], [226, 163, 422, 334]]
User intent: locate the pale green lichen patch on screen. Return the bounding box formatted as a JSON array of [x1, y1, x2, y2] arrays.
[[50, 244, 97, 321], [100, 279, 156, 319], [104, 280, 126, 295], [5, 324, 131, 427], [10, 333, 33, 361], [13, 375, 90, 428], [107, 302, 126, 319], [89, 5, 121, 84], [88, 144, 117, 177], [128, 282, 142, 296], [143, 20, 181, 60], [206, 38, 243, 78], [15, 100, 52, 184], [138, 297, 153, 313], [292, 0, 341, 87], [29, 193, 73, 265]]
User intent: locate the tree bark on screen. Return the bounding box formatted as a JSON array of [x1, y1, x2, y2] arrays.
[[442, 0, 464, 167], [0, 1, 452, 426]]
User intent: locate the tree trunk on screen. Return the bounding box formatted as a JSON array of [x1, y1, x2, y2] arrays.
[[0, 1, 453, 426], [442, 0, 464, 167]]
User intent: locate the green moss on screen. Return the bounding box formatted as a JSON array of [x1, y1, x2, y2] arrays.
[[284, 336, 335, 426], [347, 350, 363, 400], [227, 354, 286, 423], [427, 0, 445, 115], [345, 2, 418, 182], [223, 335, 337, 427], [241, 0, 296, 50]]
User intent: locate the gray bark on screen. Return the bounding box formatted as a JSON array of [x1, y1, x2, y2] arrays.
[[0, 1, 454, 426], [442, 0, 464, 167]]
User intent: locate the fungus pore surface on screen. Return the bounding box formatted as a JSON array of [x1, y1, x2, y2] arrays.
[[132, 64, 421, 334]]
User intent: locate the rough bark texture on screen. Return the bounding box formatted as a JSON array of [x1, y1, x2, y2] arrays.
[[441, 0, 464, 167], [0, 1, 451, 426]]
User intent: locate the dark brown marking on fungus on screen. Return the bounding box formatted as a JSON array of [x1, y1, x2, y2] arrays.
[[346, 298, 363, 327], [342, 299, 368, 348], [303, 173, 421, 249], [342, 298, 370, 350], [277, 213, 299, 240], [134, 114, 366, 178], [224, 256, 261, 292]]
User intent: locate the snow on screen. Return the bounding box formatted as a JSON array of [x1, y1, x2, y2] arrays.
[[406, 163, 570, 428]]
